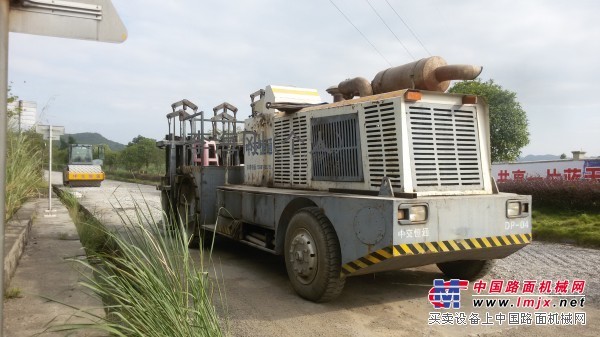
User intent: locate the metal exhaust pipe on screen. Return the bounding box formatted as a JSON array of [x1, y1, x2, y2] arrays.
[[435, 64, 483, 83], [371, 56, 482, 94], [337, 77, 373, 99]]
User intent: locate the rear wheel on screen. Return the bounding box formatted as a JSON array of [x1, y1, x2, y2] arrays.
[[284, 207, 345, 302], [436, 260, 495, 280]]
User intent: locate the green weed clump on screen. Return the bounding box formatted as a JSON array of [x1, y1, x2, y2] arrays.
[[4, 287, 23, 299], [5, 131, 44, 220], [51, 191, 224, 337]]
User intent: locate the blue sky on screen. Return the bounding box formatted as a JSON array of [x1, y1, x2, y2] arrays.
[[7, 0, 600, 157]]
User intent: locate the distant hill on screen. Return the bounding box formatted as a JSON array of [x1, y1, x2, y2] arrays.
[[60, 132, 126, 151], [517, 154, 561, 162]]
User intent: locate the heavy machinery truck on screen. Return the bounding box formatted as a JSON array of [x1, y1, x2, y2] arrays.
[[158, 56, 532, 302], [63, 144, 105, 187]]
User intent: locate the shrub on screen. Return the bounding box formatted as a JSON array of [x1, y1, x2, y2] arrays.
[[498, 179, 600, 212]]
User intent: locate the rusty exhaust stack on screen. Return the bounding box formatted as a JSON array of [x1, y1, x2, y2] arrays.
[[337, 77, 373, 100], [327, 56, 482, 101], [326, 86, 344, 103], [372, 56, 482, 94]]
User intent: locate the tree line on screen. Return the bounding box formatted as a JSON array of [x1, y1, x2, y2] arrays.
[[55, 135, 165, 175]]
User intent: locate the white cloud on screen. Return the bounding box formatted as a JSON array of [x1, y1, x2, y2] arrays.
[[7, 0, 600, 157]]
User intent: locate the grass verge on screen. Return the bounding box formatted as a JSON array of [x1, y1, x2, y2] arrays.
[[52, 188, 224, 336], [5, 131, 45, 220], [533, 208, 600, 248]]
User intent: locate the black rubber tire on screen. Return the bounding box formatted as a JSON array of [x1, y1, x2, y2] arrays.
[[436, 260, 495, 281], [284, 207, 345, 302]]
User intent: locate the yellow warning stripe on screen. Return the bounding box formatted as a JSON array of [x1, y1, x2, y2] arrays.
[[437, 241, 450, 252], [341, 233, 532, 276], [469, 238, 482, 249], [425, 242, 438, 253], [480, 237, 493, 248]]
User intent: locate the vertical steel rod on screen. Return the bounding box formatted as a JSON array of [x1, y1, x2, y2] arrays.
[[48, 126, 52, 212]]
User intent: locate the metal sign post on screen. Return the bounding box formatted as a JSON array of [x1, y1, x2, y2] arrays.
[[35, 124, 64, 217], [1, 1, 126, 332]]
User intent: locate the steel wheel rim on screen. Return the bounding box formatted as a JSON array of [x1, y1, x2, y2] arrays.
[[288, 228, 318, 285]]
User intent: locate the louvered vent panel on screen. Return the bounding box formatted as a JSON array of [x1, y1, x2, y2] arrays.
[[311, 114, 363, 181], [291, 115, 308, 186], [407, 104, 483, 191], [363, 102, 402, 189], [274, 115, 308, 187], [274, 118, 291, 184]]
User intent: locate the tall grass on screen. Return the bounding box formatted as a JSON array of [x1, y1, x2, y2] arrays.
[[51, 190, 224, 336], [58, 190, 117, 255], [5, 131, 44, 220]]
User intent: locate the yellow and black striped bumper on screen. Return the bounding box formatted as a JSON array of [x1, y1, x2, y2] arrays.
[[341, 233, 532, 276]]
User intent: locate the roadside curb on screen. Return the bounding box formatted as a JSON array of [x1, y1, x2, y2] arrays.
[[3, 199, 39, 291]]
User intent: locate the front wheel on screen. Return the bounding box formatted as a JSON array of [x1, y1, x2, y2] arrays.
[[436, 260, 495, 280], [284, 207, 345, 302]]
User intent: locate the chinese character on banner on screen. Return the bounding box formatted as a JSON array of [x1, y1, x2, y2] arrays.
[[498, 170, 510, 182], [584, 167, 600, 180], [512, 169, 526, 180], [428, 279, 469, 309], [564, 168, 582, 180], [546, 169, 562, 179]]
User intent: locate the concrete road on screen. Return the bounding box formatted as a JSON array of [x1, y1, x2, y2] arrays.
[[50, 171, 163, 230], [53, 172, 600, 336]]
